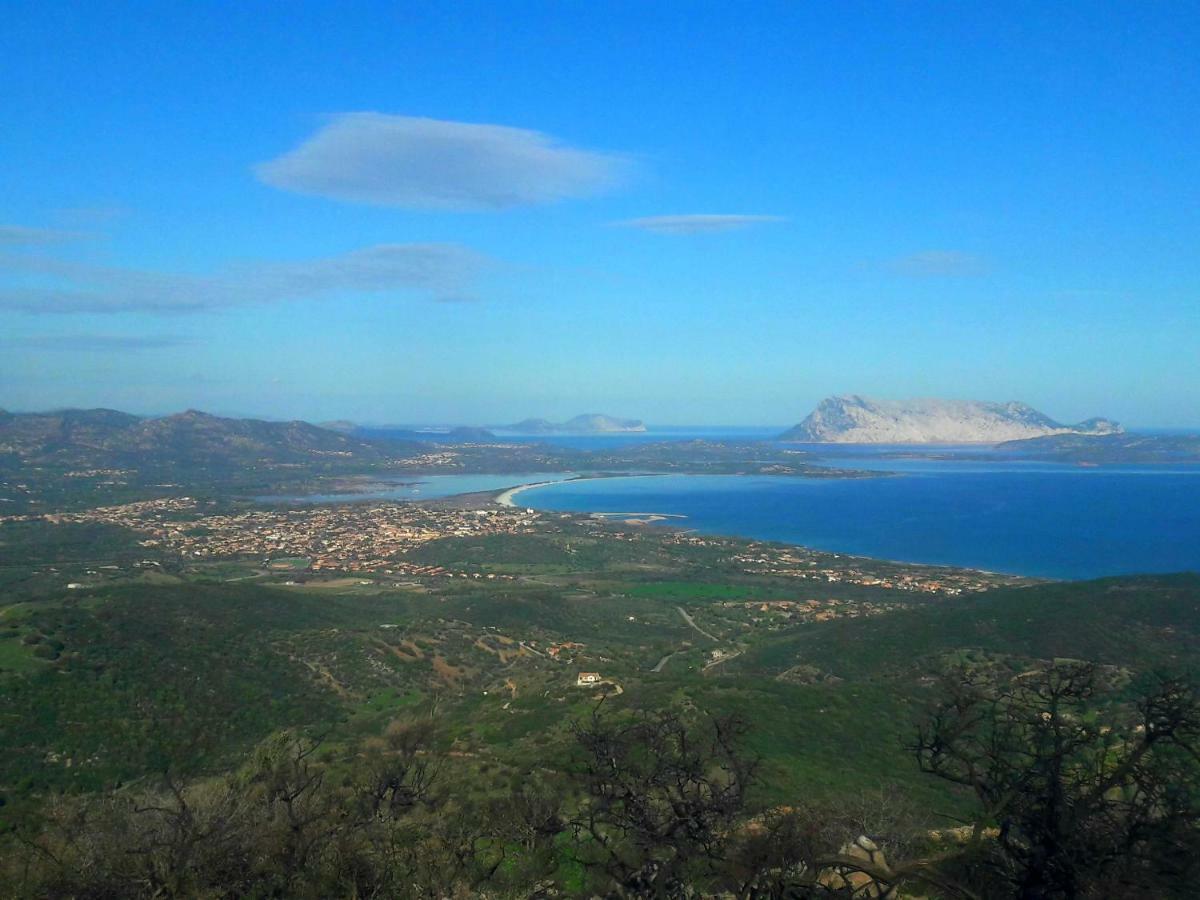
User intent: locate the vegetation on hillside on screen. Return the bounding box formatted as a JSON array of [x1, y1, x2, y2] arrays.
[[2, 466, 1198, 897], [5, 665, 1198, 898]]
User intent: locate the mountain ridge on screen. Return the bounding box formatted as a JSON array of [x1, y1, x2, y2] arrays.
[[0, 407, 408, 467]]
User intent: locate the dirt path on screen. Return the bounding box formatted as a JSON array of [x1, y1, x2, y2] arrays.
[[651, 650, 680, 673], [703, 650, 743, 671], [676, 606, 719, 642]]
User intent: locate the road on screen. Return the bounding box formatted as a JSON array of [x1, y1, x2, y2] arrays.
[[676, 606, 719, 642], [703, 650, 743, 671], [651, 650, 680, 673]]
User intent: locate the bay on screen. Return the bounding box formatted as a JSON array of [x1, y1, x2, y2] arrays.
[[517, 464, 1200, 580]]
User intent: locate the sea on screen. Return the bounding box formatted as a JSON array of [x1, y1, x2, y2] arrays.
[[278, 429, 1200, 581], [521, 464, 1200, 580]]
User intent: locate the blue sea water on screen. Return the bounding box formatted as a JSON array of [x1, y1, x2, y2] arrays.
[[518, 464, 1200, 580]]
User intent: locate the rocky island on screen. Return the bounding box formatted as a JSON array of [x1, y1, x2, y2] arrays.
[[781, 395, 1122, 444], [499, 413, 647, 434]]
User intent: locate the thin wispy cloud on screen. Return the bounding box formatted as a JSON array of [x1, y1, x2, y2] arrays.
[[613, 214, 785, 235], [5, 334, 196, 351], [0, 224, 88, 244], [886, 250, 989, 277], [0, 243, 490, 314], [255, 113, 629, 209]]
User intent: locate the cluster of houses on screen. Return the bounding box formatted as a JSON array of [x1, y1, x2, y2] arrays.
[[23, 496, 542, 575]]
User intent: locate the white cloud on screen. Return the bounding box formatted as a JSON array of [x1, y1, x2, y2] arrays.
[[255, 113, 628, 210], [887, 250, 989, 277], [612, 214, 784, 234], [0, 224, 88, 244], [0, 243, 490, 314]]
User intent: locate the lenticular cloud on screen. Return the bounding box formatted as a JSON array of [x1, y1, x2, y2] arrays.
[[255, 113, 627, 210]]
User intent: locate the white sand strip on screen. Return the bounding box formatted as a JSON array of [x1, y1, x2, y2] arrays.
[[495, 477, 577, 506]]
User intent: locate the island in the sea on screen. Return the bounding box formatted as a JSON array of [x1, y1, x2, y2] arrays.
[[780, 395, 1122, 444], [498, 413, 647, 434]]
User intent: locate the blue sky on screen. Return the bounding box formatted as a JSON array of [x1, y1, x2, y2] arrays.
[[2, 1, 1197, 426]]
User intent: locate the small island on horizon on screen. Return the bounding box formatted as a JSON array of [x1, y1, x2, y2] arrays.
[[495, 414, 647, 435]]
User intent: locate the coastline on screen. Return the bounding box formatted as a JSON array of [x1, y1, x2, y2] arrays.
[[494, 472, 668, 507], [501, 473, 1024, 579], [495, 475, 590, 507], [486, 469, 1199, 580]]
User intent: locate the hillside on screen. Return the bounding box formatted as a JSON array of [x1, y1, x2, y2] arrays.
[[0, 408, 142, 449], [0, 408, 403, 468], [781, 395, 1122, 443], [3, 499, 1197, 898], [734, 573, 1200, 682]]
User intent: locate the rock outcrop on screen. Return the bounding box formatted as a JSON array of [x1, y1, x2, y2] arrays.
[[780, 395, 1122, 444]]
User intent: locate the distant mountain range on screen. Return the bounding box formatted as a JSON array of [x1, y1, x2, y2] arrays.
[[499, 414, 646, 434], [0, 408, 403, 468], [781, 395, 1122, 444]]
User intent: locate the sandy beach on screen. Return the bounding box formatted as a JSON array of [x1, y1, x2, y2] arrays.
[[494, 475, 691, 531], [494, 473, 677, 510], [494, 476, 583, 507]]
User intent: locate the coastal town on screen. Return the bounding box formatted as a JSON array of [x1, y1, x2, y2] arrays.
[[3, 481, 1026, 595], [660, 531, 1024, 595], [725, 541, 1005, 595], [7, 496, 541, 577], [4, 482, 1027, 595]]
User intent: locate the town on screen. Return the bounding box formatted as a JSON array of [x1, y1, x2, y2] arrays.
[[2, 489, 1026, 596], [7, 496, 540, 577]]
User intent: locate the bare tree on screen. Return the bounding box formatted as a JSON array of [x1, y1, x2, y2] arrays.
[[353, 718, 441, 819], [915, 662, 1200, 899], [569, 708, 757, 897]]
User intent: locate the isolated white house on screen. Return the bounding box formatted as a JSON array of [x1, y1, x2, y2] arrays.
[[576, 672, 602, 686]]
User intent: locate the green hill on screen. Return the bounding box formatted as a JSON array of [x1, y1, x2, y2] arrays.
[[0, 407, 412, 468], [736, 573, 1200, 682]]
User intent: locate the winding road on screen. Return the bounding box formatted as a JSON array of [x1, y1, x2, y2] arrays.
[[676, 605, 718, 642]]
